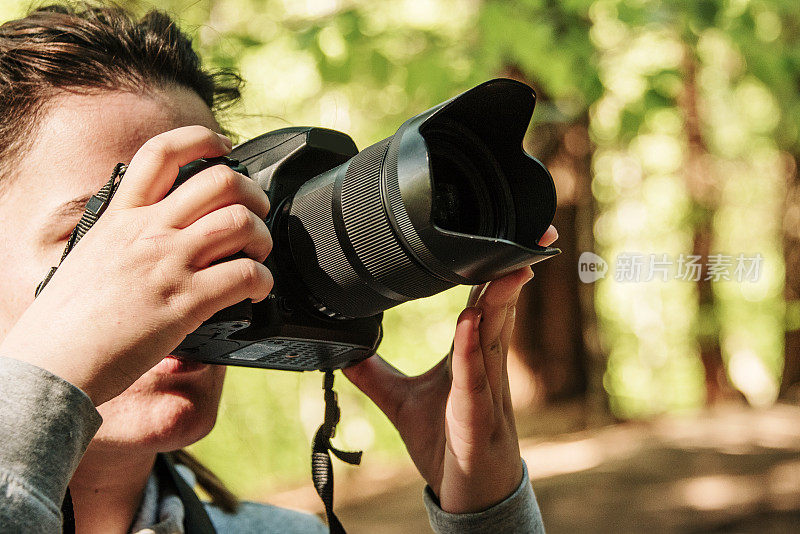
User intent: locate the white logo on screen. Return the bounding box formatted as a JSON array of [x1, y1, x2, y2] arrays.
[[578, 252, 608, 283]]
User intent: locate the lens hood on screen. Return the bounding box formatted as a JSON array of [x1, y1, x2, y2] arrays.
[[384, 77, 560, 284]]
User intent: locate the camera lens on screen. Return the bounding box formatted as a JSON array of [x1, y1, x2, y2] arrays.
[[284, 79, 556, 319], [426, 123, 508, 239]]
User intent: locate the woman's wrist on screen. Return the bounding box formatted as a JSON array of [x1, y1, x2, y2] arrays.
[[437, 453, 524, 514], [424, 459, 543, 534]]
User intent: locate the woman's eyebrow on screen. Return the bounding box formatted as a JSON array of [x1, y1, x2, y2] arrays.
[[51, 194, 94, 221]]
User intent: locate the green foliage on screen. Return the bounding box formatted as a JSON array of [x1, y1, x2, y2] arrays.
[[479, 0, 601, 110], [590, 0, 791, 413]]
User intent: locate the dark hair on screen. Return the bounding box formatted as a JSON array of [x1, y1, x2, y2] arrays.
[[0, 2, 241, 174], [0, 2, 241, 512]]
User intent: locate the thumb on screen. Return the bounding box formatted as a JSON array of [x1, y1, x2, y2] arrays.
[[342, 354, 409, 425]]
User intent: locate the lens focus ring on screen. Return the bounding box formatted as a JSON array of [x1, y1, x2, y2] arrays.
[[339, 140, 452, 301]]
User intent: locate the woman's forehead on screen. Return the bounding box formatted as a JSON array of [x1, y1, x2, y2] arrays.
[[18, 87, 219, 209]]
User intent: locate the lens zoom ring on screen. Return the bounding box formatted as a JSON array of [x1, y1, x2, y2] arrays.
[[384, 141, 455, 284], [341, 140, 451, 299], [290, 180, 396, 316]]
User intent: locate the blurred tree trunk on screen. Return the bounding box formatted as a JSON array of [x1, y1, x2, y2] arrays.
[[503, 66, 609, 424], [781, 154, 800, 401], [693, 225, 742, 403], [679, 51, 742, 405]]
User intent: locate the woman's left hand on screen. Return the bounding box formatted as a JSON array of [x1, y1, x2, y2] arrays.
[[343, 225, 558, 513]]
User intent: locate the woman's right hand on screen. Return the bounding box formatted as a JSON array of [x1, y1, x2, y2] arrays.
[[0, 126, 273, 405]]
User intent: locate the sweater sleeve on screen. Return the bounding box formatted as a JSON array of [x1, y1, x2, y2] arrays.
[[423, 460, 545, 534], [0, 357, 102, 533]]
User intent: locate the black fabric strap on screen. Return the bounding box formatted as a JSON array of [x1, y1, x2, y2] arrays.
[[55, 164, 126, 534], [59, 455, 217, 534], [39, 163, 127, 298], [311, 370, 362, 534], [61, 487, 75, 534], [156, 453, 217, 534]]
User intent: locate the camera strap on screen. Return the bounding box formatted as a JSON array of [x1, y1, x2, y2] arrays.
[[40, 163, 125, 534], [311, 370, 363, 534], [38, 163, 127, 298], [61, 487, 75, 534], [156, 453, 217, 534]]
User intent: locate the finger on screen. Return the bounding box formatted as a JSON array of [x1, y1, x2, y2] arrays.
[[479, 306, 511, 401], [478, 267, 533, 309], [189, 258, 274, 323], [448, 283, 486, 376], [158, 165, 270, 229], [466, 283, 488, 307], [498, 303, 518, 413], [113, 126, 232, 209], [474, 268, 533, 395], [342, 354, 409, 425], [499, 302, 517, 369], [457, 283, 487, 375], [450, 307, 492, 407], [539, 225, 558, 246], [181, 204, 272, 267]]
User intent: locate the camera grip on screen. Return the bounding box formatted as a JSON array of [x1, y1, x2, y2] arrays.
[[168, 156, 249, 194], [169, 156, 255, 327]]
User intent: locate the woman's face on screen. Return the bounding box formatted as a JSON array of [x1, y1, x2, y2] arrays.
[[0, 86, 227, 453]]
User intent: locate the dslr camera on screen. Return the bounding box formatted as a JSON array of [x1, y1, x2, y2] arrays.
[[47, 78, 559, 372], [171, 78, 559, 371]]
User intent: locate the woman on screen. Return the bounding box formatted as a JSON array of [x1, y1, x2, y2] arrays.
[[0, 4, 554, 533]]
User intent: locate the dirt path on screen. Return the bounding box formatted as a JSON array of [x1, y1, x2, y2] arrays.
[[265, 403, 800, 533]]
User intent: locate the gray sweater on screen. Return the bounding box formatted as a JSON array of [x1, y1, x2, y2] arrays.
[[0, 357, 544, 533]]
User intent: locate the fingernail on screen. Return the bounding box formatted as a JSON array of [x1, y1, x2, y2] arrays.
[[218, 134, 233, 149], [474, 309, 482, 330], [538, 226, 558, 246]]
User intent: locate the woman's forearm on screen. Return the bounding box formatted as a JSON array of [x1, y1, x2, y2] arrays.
[[0, 357, 102, 532]]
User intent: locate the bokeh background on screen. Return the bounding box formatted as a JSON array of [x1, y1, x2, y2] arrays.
[[5, 0, 800, 532]]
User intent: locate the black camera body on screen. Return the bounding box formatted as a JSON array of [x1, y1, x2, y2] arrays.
[[170, 78, 560, 372], [171, 128, 385, 371]]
